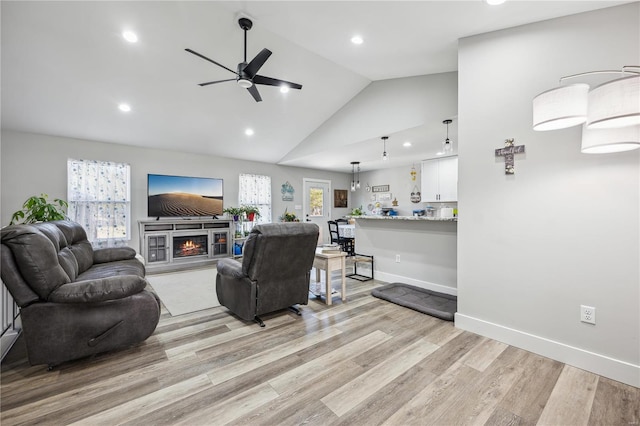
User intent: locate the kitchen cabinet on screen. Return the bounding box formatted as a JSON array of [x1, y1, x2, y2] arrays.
[[421, 156, 458, 202]]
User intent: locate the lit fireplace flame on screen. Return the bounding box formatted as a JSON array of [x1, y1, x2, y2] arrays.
[[176, 238, 206, 257]]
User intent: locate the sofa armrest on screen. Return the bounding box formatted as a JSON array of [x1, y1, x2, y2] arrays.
[[216, 258, 245, 279], [93, 247, 137, 264], [47, 275, 147, 303]]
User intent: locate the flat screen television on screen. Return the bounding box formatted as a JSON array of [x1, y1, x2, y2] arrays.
[[147, 174, 224, 218]]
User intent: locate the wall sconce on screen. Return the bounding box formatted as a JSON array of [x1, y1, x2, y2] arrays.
[[350, 161, 360, 191], [533, 66, 640, 153]]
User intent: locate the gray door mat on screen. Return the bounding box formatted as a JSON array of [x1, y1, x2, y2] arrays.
[[371, 283, 457, 321]]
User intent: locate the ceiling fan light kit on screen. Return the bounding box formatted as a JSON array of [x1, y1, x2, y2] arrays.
[[186, 17, 302, 102], [532, 66, 640, 153]]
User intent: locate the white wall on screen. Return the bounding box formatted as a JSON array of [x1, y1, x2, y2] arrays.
[[0, 130, 352, 249], [456, 3, 640, 387]]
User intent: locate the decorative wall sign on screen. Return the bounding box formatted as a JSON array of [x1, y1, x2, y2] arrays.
[[334, 189, 348, 208], [372, 185, 390, 192], [495, 138, 525, 174], [378, 192, 392, 201], [281, 181, 294, 201], [410, 185, 421, 203]]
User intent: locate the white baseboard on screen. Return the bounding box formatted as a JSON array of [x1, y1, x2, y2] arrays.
[[455, 313, 640, 388], [374, 271, 457, 296]]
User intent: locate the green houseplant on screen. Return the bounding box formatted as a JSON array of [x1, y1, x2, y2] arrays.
[[223, 206, 244, 221], [10, 194, 68, 225], [242, 205, 261, 222], [280, 208, 299, 222]]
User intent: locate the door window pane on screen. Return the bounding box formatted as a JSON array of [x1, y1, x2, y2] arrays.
[[309, 187, 323, 216]]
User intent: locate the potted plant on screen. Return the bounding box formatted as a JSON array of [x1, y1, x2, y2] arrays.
[[242, 205, 261, 222], [10, 193, 68, 225], [280, 208, 299, 222], [350, 206, 364, 216], [223, 206, 243, 222]]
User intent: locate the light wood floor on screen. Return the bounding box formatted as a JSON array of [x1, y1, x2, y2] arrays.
[[1, 276, 638, 425]]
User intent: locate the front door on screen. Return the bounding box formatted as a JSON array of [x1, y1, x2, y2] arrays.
[[303, 178, 331, 244]]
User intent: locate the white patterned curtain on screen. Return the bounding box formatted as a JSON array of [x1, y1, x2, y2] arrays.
[[67, 159, 131, 248], [239, 174, 271, 224]]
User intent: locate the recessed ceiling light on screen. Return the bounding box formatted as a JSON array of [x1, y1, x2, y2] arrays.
[[485, 0, 506, 5], [351, 35, 363, 45], [245, 128, 254, 136], [122, 30, 138, 43], [403, 141, 412, 147], [280, 85, 290, 93], [118, 103, 131, 112]]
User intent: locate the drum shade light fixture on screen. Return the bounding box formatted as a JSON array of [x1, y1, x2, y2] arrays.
[[533, 66, 640, 154]]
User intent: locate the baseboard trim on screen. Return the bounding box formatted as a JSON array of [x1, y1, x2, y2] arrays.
[[455, 313, 640, 388], [374, 271, 457, 296]]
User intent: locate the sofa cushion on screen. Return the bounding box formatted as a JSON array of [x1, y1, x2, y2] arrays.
[[36, 222, 69, 251], [93, 247, 136, 264], [69, 241, 94, 274], [58, 247, 79, 281], [1, 225, 70, 299], [77, 258, 145, 281], [48, 275, 148, 303]]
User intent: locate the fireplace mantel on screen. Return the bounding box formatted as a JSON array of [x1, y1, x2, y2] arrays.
[[139, 219, 233, 274]]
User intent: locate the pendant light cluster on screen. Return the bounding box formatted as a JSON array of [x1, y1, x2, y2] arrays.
[[532, 66, 640, 153], [443, 119, 453, 153], [381, 136, 389, 161], [350, 161, 361, 192]]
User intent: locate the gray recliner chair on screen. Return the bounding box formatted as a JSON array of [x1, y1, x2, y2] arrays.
[[1, 220, 161, 368], [216, 222, 319, 326]]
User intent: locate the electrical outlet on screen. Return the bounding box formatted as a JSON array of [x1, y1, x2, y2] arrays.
[[395, 255, 400, 263], [581, 305, 596, 325]]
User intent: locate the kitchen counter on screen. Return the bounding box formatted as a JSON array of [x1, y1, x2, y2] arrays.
[[347, 215, 457, 222]]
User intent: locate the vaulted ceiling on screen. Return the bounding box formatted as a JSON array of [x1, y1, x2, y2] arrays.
[[1, 1, 628, 172]]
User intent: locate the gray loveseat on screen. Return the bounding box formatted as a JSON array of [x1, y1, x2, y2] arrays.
[[1, 220, 160, 367], [216, 222, 319, 326]]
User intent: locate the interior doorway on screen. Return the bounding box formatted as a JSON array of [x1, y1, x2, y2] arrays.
[[303, 178, 331, 244]]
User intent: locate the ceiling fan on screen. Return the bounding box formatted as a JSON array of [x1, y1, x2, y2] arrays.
[[185, 17, 303, 102]]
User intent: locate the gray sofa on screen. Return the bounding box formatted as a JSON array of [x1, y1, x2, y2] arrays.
[[216, 222, 319, 326], [1, 220, 160, 367]]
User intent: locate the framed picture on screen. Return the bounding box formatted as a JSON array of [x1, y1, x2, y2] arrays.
[[334, 189, 348, 208], [378, 192, 392, 201]]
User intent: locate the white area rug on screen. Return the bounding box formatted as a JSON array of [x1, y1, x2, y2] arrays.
[[147, 267, 220, 316]]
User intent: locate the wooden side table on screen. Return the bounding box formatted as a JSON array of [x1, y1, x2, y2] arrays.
[[312, 249, 347, 305]]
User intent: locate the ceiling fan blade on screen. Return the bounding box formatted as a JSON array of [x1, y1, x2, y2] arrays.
[[244, 48, 272, 79], [253, 74, 303, 90], [198, 78, 236, 87], [247, 85, 262, 102], [185, 48, 238, 76]]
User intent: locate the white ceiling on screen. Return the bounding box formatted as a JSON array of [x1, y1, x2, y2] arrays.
[[1, 1, 628, 173]]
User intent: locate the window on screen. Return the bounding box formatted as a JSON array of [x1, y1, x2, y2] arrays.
[[239, 174, 271, 224], [67, 159, 131, 248]]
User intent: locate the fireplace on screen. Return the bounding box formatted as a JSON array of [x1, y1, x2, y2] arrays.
[[173, 235, 208, 259]]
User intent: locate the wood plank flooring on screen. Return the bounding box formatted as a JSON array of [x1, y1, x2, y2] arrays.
[[2, 276, 638, 425]]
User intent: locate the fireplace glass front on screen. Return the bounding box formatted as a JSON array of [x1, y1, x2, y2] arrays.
[[173, 235, 208, 259]]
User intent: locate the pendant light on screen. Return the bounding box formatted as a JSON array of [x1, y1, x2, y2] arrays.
[[443, 119, 453, 153], [350, 161, 360, 192], [381, 136, 389, 161]]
